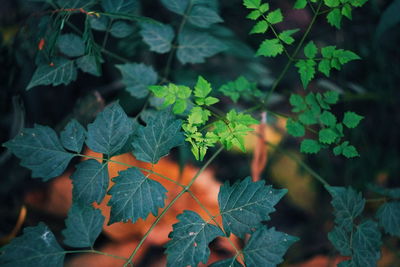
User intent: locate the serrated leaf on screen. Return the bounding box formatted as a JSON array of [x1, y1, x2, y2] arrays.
[[218, 177, 287, 238], [194, 76, 212, 98], [0, 223, 64, 267], [250, 21, 268, 34], [320, 111, 337, 127], [243, 0, 261, 9], [177, 29, 227, 64], [108, 167, 167, 224], [286, 118, 305, 137], [140, 22, 175, 53], [327, 8, 342, 29], [27, 58, 77, 90], [3, 124, 75, 180], [243, 227, 298, 267], [324, 91, 340, 104], [318, 59, 331, 76], [62, 203, 104, 247], [76, 55, 101, 77], [256, 38, 284, 57], [342, 4, 353, 19], [266, 9, 283, 24], [376, 201, 400, 237], [335, 49, 361, 64], [319, 128, 337, 144], [278, 29, 299, 44], [343, 111, 363, 128], [295, 59, 316, 88], [299, 110, 317, 125], [57, 33, 85, 57], [289, 94, 307, 112], [101, 0, 138, 13], [247, 10, 262, 20], [300, 139, 321, 154], [165, 210, 223, 267], [324, 0, 340, 7], [328, 226, 352, 256], [342, 145, 359, 158], [294, 0, 307, 9], [86, 102, 133, 155], [161, 0, 188, 14], [350, 0, 368, 7], [304, 41, 318, 59], [116, 63, 158, 98], [188, 106, 211, 125], [60, 119, 86, 153], [110, 21, 134, 38], [352, 220, 382, 265], [209, 258, 243, 267], [71, 159, 109, 205], [219, 76, 262, 103], [188, 5, 223, 28], [326, 186, 365, 230], [132, 109, 184, 163]]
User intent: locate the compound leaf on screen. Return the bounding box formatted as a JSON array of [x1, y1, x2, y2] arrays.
[[140, 22, 175, 53], [376, 201, 400, 237], [116, 63, 158, 98], [218, 177, 287, 238], [243, 227, 298, 267], [177, 29, 227, 64], [27, 58, 77, 90], [0, 223, 64, 267], [60, 119, 86, 153], [57, 34, 85, 57], [3, 124, 75, 180], [188, 6, 223, 28], [165, 210, 224, 267], [132, 109, 184, 164], [71, 159, 109, 205], [86, 102, 133, 155], [62, 203, 105, 248], [108, 167, 167, 224]]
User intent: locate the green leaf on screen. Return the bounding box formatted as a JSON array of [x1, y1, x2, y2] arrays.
[[319, 128, 337, 144], [278, 29, 299, 45], [3, 124, 75, 180], [343, 111, 363, 128], [57, 34, 85, 57], [71, 159, 109, 205], [368, 184, 400, 199], [286, 118, 305, 137], [266, 9, 283, 24], [352, 220, 382, 265], [326, 186, 365, 230], [161, 0, 189, 14], [376, 201, 400, 237], [62, 203, 105, 248], [243, 227, 298, 267], [194, 76, 212, 98], [165, 210, 224, 266], [188, 6, 223, 28], [188, 107, 211, 125], [116, 63, 158, 98], [226, 110, 259, 126], [249, 21, 269, 34], [327, 8, 342, 29], [86, 102, 133, 155], [289, 94, 307, 112], [89, 16, 109, 31], [324, 0, 340, 7], [219, 76, 261, 103], [76, 55, 102, 77], [375, 0, 400, 40], [110, 21, 134, 38], [321, 45, 336, 58], [209, 258, 242, 267], [177, 29, 227, 64], [243, 0, 261, 9], [27, 58, 77, 90], [320, 111, 337, 127], [304, 41, 318, 59], [218, 177, 287, 238], [295, 59, 316, 88], [318, 59, 331, 76], [294, 0, 307, 9], [60, 119, 86, 153], [247, 10, 262, 20], [101, 0, 138, 14], [108, 167, 167, 224], [350, 0, 368, 7], [342, 145, 359, 158], [324, 91, 340, 104], [0, 223, 64, 267], [132, 109, 184, 163], [299, 110, 317, 125], [140, 22, 175, 54], [334, 49, 361, 64], [300, 139, 321, 154], [342, 4, 353, 19], [328, 226, 352, 256], [256, 38, 284, 57]]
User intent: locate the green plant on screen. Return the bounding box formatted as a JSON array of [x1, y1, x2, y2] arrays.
[[1, 0, 399, 266]]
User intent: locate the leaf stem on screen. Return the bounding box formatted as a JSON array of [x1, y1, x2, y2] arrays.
[[122, 147, 223, 266]]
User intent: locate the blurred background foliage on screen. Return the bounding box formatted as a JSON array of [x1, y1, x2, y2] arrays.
[[0, 0, 399, 265]]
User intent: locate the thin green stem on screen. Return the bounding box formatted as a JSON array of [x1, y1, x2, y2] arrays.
[[264, 1, 323, 104], [307, 0, 317, 14], [101, 19, 113, 49], [366, 197, 387, 203], [123, 147, 223, 266]]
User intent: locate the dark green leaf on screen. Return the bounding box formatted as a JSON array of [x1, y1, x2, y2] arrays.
[[375, 0, 400, 40], [140, 22, 175, 53], [352, 220, 382, 265], [368, 184, 400, 198], [60, 119, 86, 153], [89, 16, 109, 31], [218, 177, 287, 238], [57, 34, 85, 57], [56, 0, 96, 8], [286, 118, 305, 137], [0, 223, 64, 267], [300, 139, 321, 154], [376, 201, 400, 237], [76, 55, 102, 77], [62, 203, 105, 247], [319, 128, 337, 144], [188, 6, 223, 28], [3, 124, 75, 180], [289, 94, 307, 112], [165, 210, 224, 267], [161, 0, 188, 15], [323, 91, 339, 104], [243, 227, 298, 267], [108, 167, 167, 224], [101, 0, 138, 13], [110, 21, 134, 38], [299, 110, 317, 125], [342, 145, 359, 158], [132, 109, 184, 164], [71, 159, 109, 205], [116, 63, 158, 98], [328, 226, 352, 256], [86, 102, 133, 155], [320, 111, 337, 127], [27, 58, 77, 90]]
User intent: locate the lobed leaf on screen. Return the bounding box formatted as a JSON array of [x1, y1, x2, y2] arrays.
[[256, 38, 284, 57], [116, 63, 158, 98]]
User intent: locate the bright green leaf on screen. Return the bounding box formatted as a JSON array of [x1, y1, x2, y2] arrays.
[[289, 94, 307, 112], [342, 4, 353, 19], [60, 119, 86, 153], [327, 8, 342, 29], [256, 38, 284, 57], [247, 10, 262, 20], [243, 0, 261, 9], [300, 139, 321, 154], [324, 91, 340, 104], [342, 144, 359, 158], [335, 49, 361, 64], [304, 41, 318, 59], [266, 9, 283, 24], [188, 107, 211, 125], [318, 59, 331, 76], [343, 111, 363, 128], [250, 21, 269, 34], [286, 118, 305, 137], [295, 59, 316, 88], [278, 29, 299, 45], [294, 0, 307, 9], [140, 22, 175, 53], [324, 0, 340, 7], [116, 63, 158, 98], [320, 111, 337, 127]]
